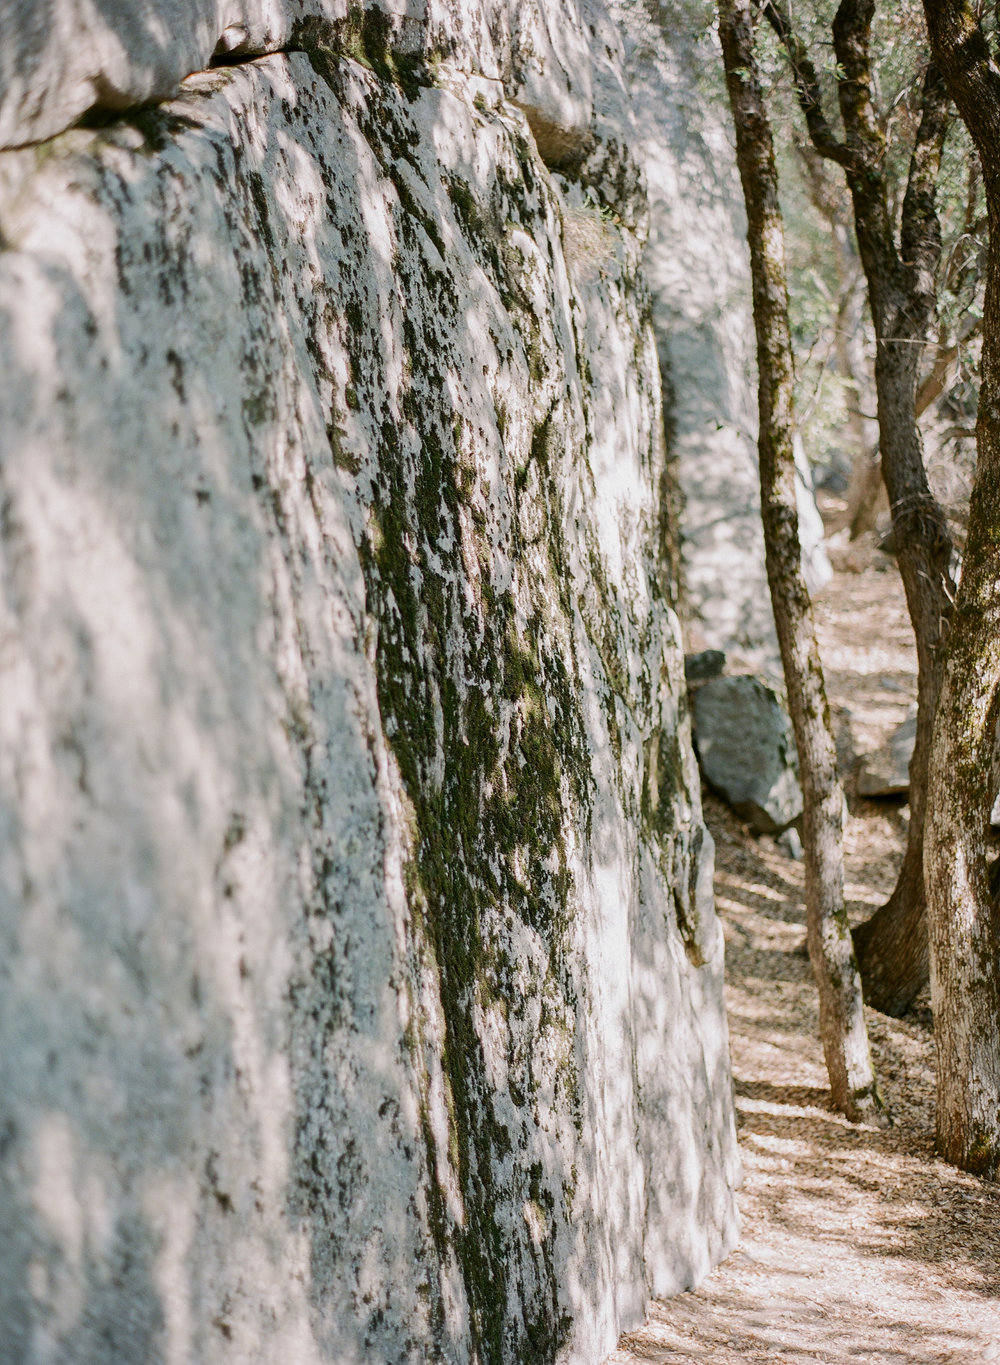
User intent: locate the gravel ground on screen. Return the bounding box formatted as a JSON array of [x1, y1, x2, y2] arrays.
[[605, 544, 1000, 1363]]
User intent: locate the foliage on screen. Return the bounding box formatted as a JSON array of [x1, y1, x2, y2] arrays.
[[744, 0, 985, 523]]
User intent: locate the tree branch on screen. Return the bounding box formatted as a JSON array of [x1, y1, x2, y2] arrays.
[[761, 0, 854, 166], [915, 315, 981, 417], [832, 0, 883, 167], [899, 62, 950, 330]]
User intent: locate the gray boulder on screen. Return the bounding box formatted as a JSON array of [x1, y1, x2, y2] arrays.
[[857, 713, 916, 798], [684, 649, 726, 685], [0, 4, 742, 1358], [692, 675, 803, 834]]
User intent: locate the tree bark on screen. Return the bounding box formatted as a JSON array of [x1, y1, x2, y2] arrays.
[[718, 0, 887, 1124], [765, 0, 957, 1015], [921, 0, 1000, 1178]]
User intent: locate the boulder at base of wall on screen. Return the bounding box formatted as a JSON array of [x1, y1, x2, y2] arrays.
[[692, 675, 803, 834]]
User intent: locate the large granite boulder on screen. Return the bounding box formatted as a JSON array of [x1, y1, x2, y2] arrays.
[[0, 0, 604, 153], [0, 4, 739, 1363], [692, 675, 803, 834]]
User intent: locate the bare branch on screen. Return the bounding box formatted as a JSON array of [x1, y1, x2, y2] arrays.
[[914, 316, 982, 417], [761, 0, 854, 166]]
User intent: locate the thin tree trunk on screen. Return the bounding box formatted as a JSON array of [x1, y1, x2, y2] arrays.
[[834, 24, 955, 1017], [921, 0, 1000, 1178], [849, 343, 950, 1011], [766, 0, 956, 1015], [718, 0, 887, 1124]]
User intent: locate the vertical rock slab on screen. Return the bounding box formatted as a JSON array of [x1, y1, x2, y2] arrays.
[[0, 11, 739, 1364], [614, 0, 830, 677]]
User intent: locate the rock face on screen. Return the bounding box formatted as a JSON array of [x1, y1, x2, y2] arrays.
[[857, 714, 916, 798], [0, 5, 739, 1363], [692, 676, 803, 835], [0, 1, 593, 153], [615, 1, 830, 678]]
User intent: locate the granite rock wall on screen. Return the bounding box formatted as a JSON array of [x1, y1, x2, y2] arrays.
[[0, 5, 740, 1362], [616, 0, 830, 678]]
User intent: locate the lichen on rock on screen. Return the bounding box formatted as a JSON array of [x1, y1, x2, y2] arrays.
[[0, 7, 739, 1362]]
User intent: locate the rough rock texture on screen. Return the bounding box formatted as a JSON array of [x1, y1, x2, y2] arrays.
[[0, 7, 740, 1364], [0, 0, 591, 151], [692, 676, 803, 835], [857, 713, 916, 799], [613, 1, 830, 679]]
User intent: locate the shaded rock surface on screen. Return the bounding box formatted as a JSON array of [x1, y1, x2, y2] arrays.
[[0, 5, 739, 1363], [613, 1, 830, 679], [857, 713, 916, 798], [692, 676, 803, 835], [685, 649, 727, 686]]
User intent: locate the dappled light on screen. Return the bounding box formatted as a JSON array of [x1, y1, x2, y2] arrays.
[[4, 0, 1000, 1360], [1, 11, 748, 1358], [609, 544, 1000, 1365]]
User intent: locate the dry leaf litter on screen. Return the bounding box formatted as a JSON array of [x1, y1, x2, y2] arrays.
[[605, 526, 1000, 1364]]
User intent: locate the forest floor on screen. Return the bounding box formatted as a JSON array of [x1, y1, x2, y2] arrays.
[[606, 529, 1000, 1364]]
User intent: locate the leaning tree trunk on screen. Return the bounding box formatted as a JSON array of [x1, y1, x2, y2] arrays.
[[849, 336, 953, 1012], [718, 0, 887, 1123], [832, 15, 955, 1017], [766, 0, 957, 1016], [922, 0, 1000, 1178]]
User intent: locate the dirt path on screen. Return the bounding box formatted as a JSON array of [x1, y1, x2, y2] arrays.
[[606, 551, 1000, 1363]]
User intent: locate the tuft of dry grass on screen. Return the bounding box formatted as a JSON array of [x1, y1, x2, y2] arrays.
[[561, 202, 620, 280]]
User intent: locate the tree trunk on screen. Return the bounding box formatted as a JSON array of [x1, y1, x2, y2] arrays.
[[765, 0, 957, 1017], [921, 0, 1000, 1178], [718, 0, 887, 1124], [851, 338, 951, 1014], [926, 512, 1000, 1177], [845, 444, 884, 539], [835, 24, 955, 1017]]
